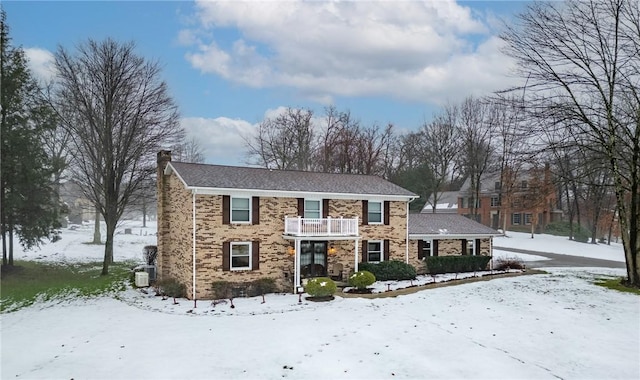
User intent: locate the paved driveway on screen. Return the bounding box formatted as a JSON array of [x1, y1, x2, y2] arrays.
[[494, 246, 626, 269]]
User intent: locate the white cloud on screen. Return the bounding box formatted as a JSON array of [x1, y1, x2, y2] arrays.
[[180, 116, 256, 166], [182, 0, 517, 104], [24, 47, 56, 84]]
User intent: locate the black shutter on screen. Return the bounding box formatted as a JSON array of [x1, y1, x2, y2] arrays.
[[461, 239, 467, 255], [418, 240, 425, 260], [475, 239, 481, 256], [362, 200, 368, 225], [433, 240, 439, 257], [222, 196, 230, 224], [222, 242, 230, 271], [383, 240, 390, 261], [252, 197, 260, 225], [252, 241, 260, 270], [362, 240, 368, 262], [322, 199, 329, 218], [384, 201, 390, 225], [297, 198, 304, 217]]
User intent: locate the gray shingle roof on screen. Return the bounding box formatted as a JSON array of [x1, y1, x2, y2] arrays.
[[409, 213, 500, 236], [168, 162, 416, 197]]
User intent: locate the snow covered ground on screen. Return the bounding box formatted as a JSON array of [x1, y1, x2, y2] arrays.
[[2, 221, 639, 379]]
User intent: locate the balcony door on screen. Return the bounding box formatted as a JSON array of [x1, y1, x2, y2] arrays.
[[300, 241, 327, 278]]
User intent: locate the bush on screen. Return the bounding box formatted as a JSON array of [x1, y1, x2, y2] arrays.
[[424, 256, 492, 275], [544, 221, 590, 242], [348, 271, 376, 290], [304, 277, 337, 297], [211, 281, 234, 300], [358, 260, 417, 281], [247, 278, 278, 297], [493, 256, 525, 270], [156, 277, 186, 302]]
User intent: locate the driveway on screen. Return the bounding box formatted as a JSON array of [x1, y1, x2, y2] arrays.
[[494, 246, 626, 269]]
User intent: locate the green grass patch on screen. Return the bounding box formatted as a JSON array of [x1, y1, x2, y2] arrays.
[[594, 278, 640, 295], [1, 260, 136, 313]]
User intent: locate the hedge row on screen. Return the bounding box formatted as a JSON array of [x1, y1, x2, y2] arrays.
[[358, 260, 417, 281], [424, 256, 492, 275], [211, 278, 278, 299]]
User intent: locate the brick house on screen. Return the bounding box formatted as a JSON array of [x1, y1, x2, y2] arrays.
[[157, 151, 499, 299]]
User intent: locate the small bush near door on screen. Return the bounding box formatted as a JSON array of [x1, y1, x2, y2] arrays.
[[424, 256, 492, 275], [348, 271, 376, 290], [359, 260, 417, 281], [304, 277, 337, 297]]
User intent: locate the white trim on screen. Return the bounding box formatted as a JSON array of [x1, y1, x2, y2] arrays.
[[230, 242, 252, 271], [192, 190, 197, 301], [405, 201, 409, 264], [230, 196, 251, 224]]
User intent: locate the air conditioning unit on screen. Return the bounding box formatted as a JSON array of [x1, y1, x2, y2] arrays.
[[143, 265, 156, 281], [135, 271, 149, 287]]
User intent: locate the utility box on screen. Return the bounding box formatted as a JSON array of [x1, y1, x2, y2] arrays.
[[135, 272, 149, 287]]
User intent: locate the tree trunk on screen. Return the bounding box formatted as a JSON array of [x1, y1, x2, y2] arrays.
[[93, 207, 101, 244], [2, 227, 6, 266], [8, 225, 13, 266], [102, 218, 116, 275], [142, 198, 147, 228]]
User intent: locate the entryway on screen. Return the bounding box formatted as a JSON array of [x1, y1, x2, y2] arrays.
[[300, 241, 327, 278]]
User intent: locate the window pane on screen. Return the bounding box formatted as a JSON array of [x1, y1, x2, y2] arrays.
[[368, 252, 381, 262], [231, 197, 250, 222], [368, 241, 382, 262], [232, 210, 250, 222], [368, 202, 382, 223], [304, 200, 321, 219], [232, 198, 250, 209], [231, 243, 250, 269], [232, 256, 250, 268]]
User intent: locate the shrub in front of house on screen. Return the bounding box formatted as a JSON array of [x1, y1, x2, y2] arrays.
[[304, 277, 337, 298], [494, 256, 525, 270], [348, 270, 376, 290], [247, 278, 278, 303], [358, 260, 417, 281], [156, 277, 186, 303], [424, 256, 492, 275]]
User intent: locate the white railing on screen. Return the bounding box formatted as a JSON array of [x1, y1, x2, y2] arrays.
[[284, 216, 359, 236]]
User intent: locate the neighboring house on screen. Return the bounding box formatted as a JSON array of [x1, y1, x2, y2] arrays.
[[457, 167, 562, 231], [420, 191, 459, 214], [407, 213, 501, 273], [156, 150, 502, 299]]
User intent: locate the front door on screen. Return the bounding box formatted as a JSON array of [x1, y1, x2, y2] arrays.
[[300, 241, 327, 278]]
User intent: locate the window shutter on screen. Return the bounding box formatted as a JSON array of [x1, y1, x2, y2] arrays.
[[461, 239, 467, 255], [322, 199, 329, 218], [433, 240, 439, 257], [418, 240, 425, 260], [222, 242, 230, 271], [475, 239, 481, 256], [252, 241, 260, 270], [384, 201, 390, 225], [297, 198, 304, 217], [362, 240, 368, 262], [383, 240, 390, 261], [362, 200, 368, 225], [252, 197, 260, 225], [222, 196, 230, 224]]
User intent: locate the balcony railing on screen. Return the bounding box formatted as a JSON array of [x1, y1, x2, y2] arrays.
[[284, 216, 359, 237]]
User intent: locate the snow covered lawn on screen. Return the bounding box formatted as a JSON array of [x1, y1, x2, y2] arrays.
[[2, 222, 639, 379]]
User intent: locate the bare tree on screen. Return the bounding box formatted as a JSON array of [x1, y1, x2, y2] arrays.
[[173, 136, 205, 163], [245, 107, 314, 170], [53, 39, 183, 275], [501, 0, 640, 286]]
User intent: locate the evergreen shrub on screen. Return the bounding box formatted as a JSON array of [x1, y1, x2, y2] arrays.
[[348, 271, 376, 290], [424, 256, 491, 275], [358, 260, 416, 281], [304, 277, 336, 297]]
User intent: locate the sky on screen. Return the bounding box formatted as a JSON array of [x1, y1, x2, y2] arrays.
[[3, 220, 638, 379], [4, 1, 529, 166]]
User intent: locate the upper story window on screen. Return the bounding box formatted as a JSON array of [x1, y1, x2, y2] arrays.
[[367, 241, 383, 262], [494, 181, 501, 191], [304, 200, 321, 219], [231, 197, 251, 223], [491, 196, 500, 207], [368, 201, 383, 224]]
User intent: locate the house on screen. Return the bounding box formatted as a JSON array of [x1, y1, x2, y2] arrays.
[[456, 167, 562, 231], [420, 191, 459, 214], [156, 150, 501, 299]]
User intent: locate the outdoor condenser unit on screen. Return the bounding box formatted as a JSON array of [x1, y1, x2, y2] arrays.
[[135, 271, 149, 287]]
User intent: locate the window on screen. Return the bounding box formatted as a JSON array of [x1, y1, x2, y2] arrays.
[[512, 213, 521, 225], [368, 201, 383, 224], [230, 242, 251, 270], [367, 241, 383, 262], [466, 239, 475, 256], [521, 180, 528, 189], [494, 181, 501, 191], [467, 197, 480, 208], [231, 197, 250, 223], [491, 196, 500, 207], [524, 213, 533, 225], [422, 240, 432, 258], [304, 200, 321, 219]]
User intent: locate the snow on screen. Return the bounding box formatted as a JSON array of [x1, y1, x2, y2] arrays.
[[2, 222, 639, 379], [494, 231, 626, 262], [493, 249, 550, 262]]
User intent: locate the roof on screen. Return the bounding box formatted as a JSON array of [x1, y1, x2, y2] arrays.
[[166, 161, 417, 199], [421, 191, 459, 213], [409, 213, 501, 238]]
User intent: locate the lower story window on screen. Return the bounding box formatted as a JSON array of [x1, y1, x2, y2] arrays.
[[512, 213, 521, 225], [524, 213, 533, 225], [231, 242, 251, 270], [466, 239, 475, 256], [367, 241, 382, 262], [422, 240, 432, 258]]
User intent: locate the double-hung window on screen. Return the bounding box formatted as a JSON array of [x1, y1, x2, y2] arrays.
[[491, 196, 500, 207], [231, 197, 250, 223], [367, 241, 383, 262], [304, 200, 321, 219], [422, 240, 432, 258], [524, 213, 533, 225], [368, 201, 382, 224], [512, 213, 521, 225], [230, 242, 251, 270], [466, 239, 475, 256]]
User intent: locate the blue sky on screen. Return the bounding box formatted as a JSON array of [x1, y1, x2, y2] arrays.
[[4, 1, 528, 166]]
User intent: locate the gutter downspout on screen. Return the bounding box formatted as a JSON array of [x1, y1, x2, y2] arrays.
[[405, 200, 411, 264], [192, 189, 197, 301]]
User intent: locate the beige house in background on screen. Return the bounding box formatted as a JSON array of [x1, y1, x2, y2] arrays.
[[156, 150, 500, 299]]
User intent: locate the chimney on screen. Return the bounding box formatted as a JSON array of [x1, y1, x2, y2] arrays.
[[157, 150, 172, 172]]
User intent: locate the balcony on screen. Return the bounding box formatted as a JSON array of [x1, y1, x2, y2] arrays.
[[284, 216, 359, 237]]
